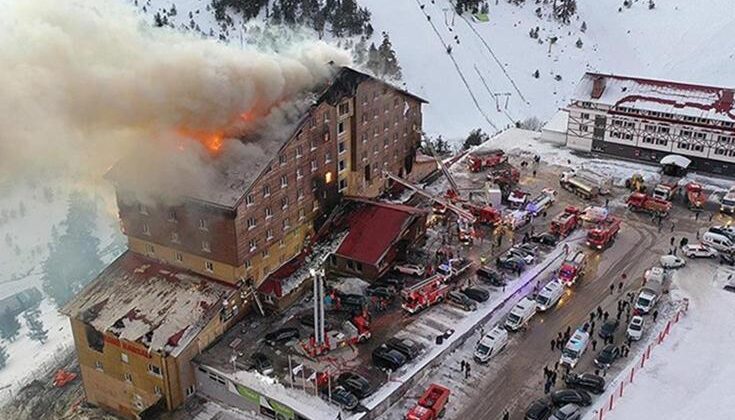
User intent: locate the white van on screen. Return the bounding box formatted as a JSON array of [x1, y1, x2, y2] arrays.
[[702, 231, 734, 252], [560, 328, 590, 368], [644, 267, 666, 285], [474, 326, 509, 363], [504, 297, 536, 331], [535, 280, 565, 311]]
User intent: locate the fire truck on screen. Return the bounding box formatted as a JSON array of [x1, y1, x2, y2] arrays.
[[626, 192, 672, 217], [406, 384, 451, 420], [464, 203, 502, 225], [586, 216, 621, 250], [549, 206, 580, 237], [525, 188, 557, 216], [401, 274, 452, 314], [558, 250, 588, 286], [652, 182, 679, 202], [685, 182, 708, 211], [467, 149, 507, 172], [302, 315, 371, 357], [559, 171, 599, 199], [487, 162, 520, 186]]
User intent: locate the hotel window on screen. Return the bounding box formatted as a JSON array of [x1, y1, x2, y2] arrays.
[[121, 353, 129, 363], [95, 361, 103, 371], [296, 167, 303, 179], [339, 160, 346, 172], [384, 121, 389, 131], [642, 136, 654, 144], [186, 385, 196, 397], [362, 132, 368, 143], [313, 200, 319, 211], [580, 125, 588, 132], [692, 144, 704, 152], [580, 113, 590, 120], [202, 240, 211, 253], [249, 239, 257, 251], [325, 152, 332, 164], [655, 139, 668, 146], [362, 114, 368, 124], [170, 231, 179, 243], [323, 111, 329, 123], [279, 154, 287, 165], [311, 159, 318, 172], [281, 197, 289, 209], [323, 132, 330, 143], [142, 223, 150, 236], [282, 218, 290, 231], [280, 175, 288, 188], [677, 142, 690, 150], [244, 259, 251, 269], [168, 209, 177, 223], [644, 124, 656, 132], [680, 129, 692, 138], [339, 178, 348, 192], [297, 188, 304, 200], [265, 207, 273, 219], [393, 133, 398, 143], [384, 138, 389, 149], [657, 126, 670, 134], [338, 141, 346, 154], [138, 203, 148, 215], [338, 121, 345, 134], [246, 194, 255, 206], [266, 228, 273, 240], [373, 145, 379, 155], [124, 372, 133, 383], [148, 364, 162, 377], [299, 208, 305, 220], [198, 218, 208, 231], [247, 217, 257, 230], [262, 185, 271, 197], [262, 249, 269, 258], [175, 252, 183, 263], [154, 386, 162, 396], [205, 261, 214, 272], [296, 145, 303, 158], [310, 139, 317, 151]]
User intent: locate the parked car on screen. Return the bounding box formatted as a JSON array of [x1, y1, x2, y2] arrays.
[[682, 244, 717, 259], [394, 263, 425, 277], [564, 372, 605, 395], [386, 337, 421, 360], [249, 352, 273, 376], [336, 372, 372, 399], [365, 284, 395, 299], [329, 386, 359, 410], [550, 389, 592, 407], [525, 398, 554, 420], [372, 345, 407, 371], [447, 291, 478, 311], [477, 266, 507, 286], [530, 232, 559, 246], [598, 319, 619, 340], [497, 255, 526, 271], [376, 278, 405, 289], [724, 279, 735, 293], [627, 315, 644, 341], [660, 254, 686, 269], [594, 344, 620, 368], [339, 293, 368, 312], [516, 243, 539, 255], [509, 247, 535, 264], [549, 403, 581, 420], [264, 327, 300, 346], [462, 287, 490, 302], [720, 253, 735, 266]]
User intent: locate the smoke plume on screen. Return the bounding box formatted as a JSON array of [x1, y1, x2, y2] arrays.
[[0, 0, 351, 202]]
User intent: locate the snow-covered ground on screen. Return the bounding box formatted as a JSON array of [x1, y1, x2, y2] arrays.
[[0, 180, 123, 401], [604, 263, 735, 420]]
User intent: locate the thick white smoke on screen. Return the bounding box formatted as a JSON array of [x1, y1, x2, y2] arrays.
[[0, 0, 351, 201]]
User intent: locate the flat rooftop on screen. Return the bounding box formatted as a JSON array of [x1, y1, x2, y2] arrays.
[[62, 251, 235, 357]]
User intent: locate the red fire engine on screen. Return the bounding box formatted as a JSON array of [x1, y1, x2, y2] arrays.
[[558, 250, 587, 286], [586, 216, 621, 250], [401, 274, 452, 314], [406, 383, 451, 420], [685, 182, 707, 211], [549, 206, 580, 237], [464, 203, 502, 225], [467, 149, 507, 172], [626, 192, 672, 217]]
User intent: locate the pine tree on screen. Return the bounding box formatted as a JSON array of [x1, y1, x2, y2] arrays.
[[24, 308, 48, 344], [354, 37, 367, 65], [366, 42, 382, 76], [271, 2, 282, 23], [0, 310, 21, 342], [41, 192, 104, 307], [463, 128, 489, 150], [170, 3, 177, 16], [378, 32, 402, 80], [153, 12, 164, 27]]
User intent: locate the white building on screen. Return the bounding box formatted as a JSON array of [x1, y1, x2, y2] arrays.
[[566, 73, 735, 175]]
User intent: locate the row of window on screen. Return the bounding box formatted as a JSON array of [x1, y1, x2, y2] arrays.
[[247, 203, 318, 253], [143, 242, 217, 273], [615, 105, 735, 129]]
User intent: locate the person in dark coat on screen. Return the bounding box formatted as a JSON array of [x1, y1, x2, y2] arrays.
[[551, 339, 556, 351], [503, 410, 510, 420], [653, 310, 659, 322], [591, 339, 597, 351]]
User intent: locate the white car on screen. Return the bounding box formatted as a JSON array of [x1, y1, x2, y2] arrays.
[[393, 263, 425, 277], [627, 316, 644, 341], [681, 244, 718, 259], [660, 255, 686, 269]]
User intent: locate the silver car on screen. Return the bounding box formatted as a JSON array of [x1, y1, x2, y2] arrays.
[[550, 404, 581, 420]]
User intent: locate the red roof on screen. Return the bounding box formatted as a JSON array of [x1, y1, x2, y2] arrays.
[[336, 201, 424, 266]]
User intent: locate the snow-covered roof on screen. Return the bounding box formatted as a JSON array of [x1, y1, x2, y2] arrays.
[[61, 251, 235, 357], [542, 110, 569, 133], [573, 73, 735, 123], [660, 154, 691, 168]]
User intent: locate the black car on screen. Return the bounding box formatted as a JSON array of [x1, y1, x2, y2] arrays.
[[462, 287, 490, 302], [525, 398, 554, 420], [386, 337, 421, 360], [477, 266, 507, 286], [598, 319, 619, 340], [594, 344, 620, 368], [447, 291, 478, 311], [264, 327, 300, 346], [530, 232, 559, 246], [365, 284, 396, 299], [376, 278, 405, 289], [336, 372, 372, 399], [249, 352, 274, 376], [516, 243, 539, 255], [564, 372, 605, 395], [339, 293, 367, 312], [497, 255, 526, 271], [329, 386, 359, 410], [372, 345, 407, 371], [550, 389, 592, 407]]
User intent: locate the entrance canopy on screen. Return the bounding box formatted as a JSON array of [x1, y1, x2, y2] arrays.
[[660, 154, 691, 169]]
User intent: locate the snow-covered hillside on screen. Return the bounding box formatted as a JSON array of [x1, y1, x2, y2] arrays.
[[126, 0, 735, 142]]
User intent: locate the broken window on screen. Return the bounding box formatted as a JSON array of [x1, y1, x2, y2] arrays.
[[85, 325, 104, 353], [148, 364, 162, 377], [338, 102, 349, 116]]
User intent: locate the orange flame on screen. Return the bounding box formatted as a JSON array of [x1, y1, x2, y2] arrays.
[[176, 128, 225, 154]]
